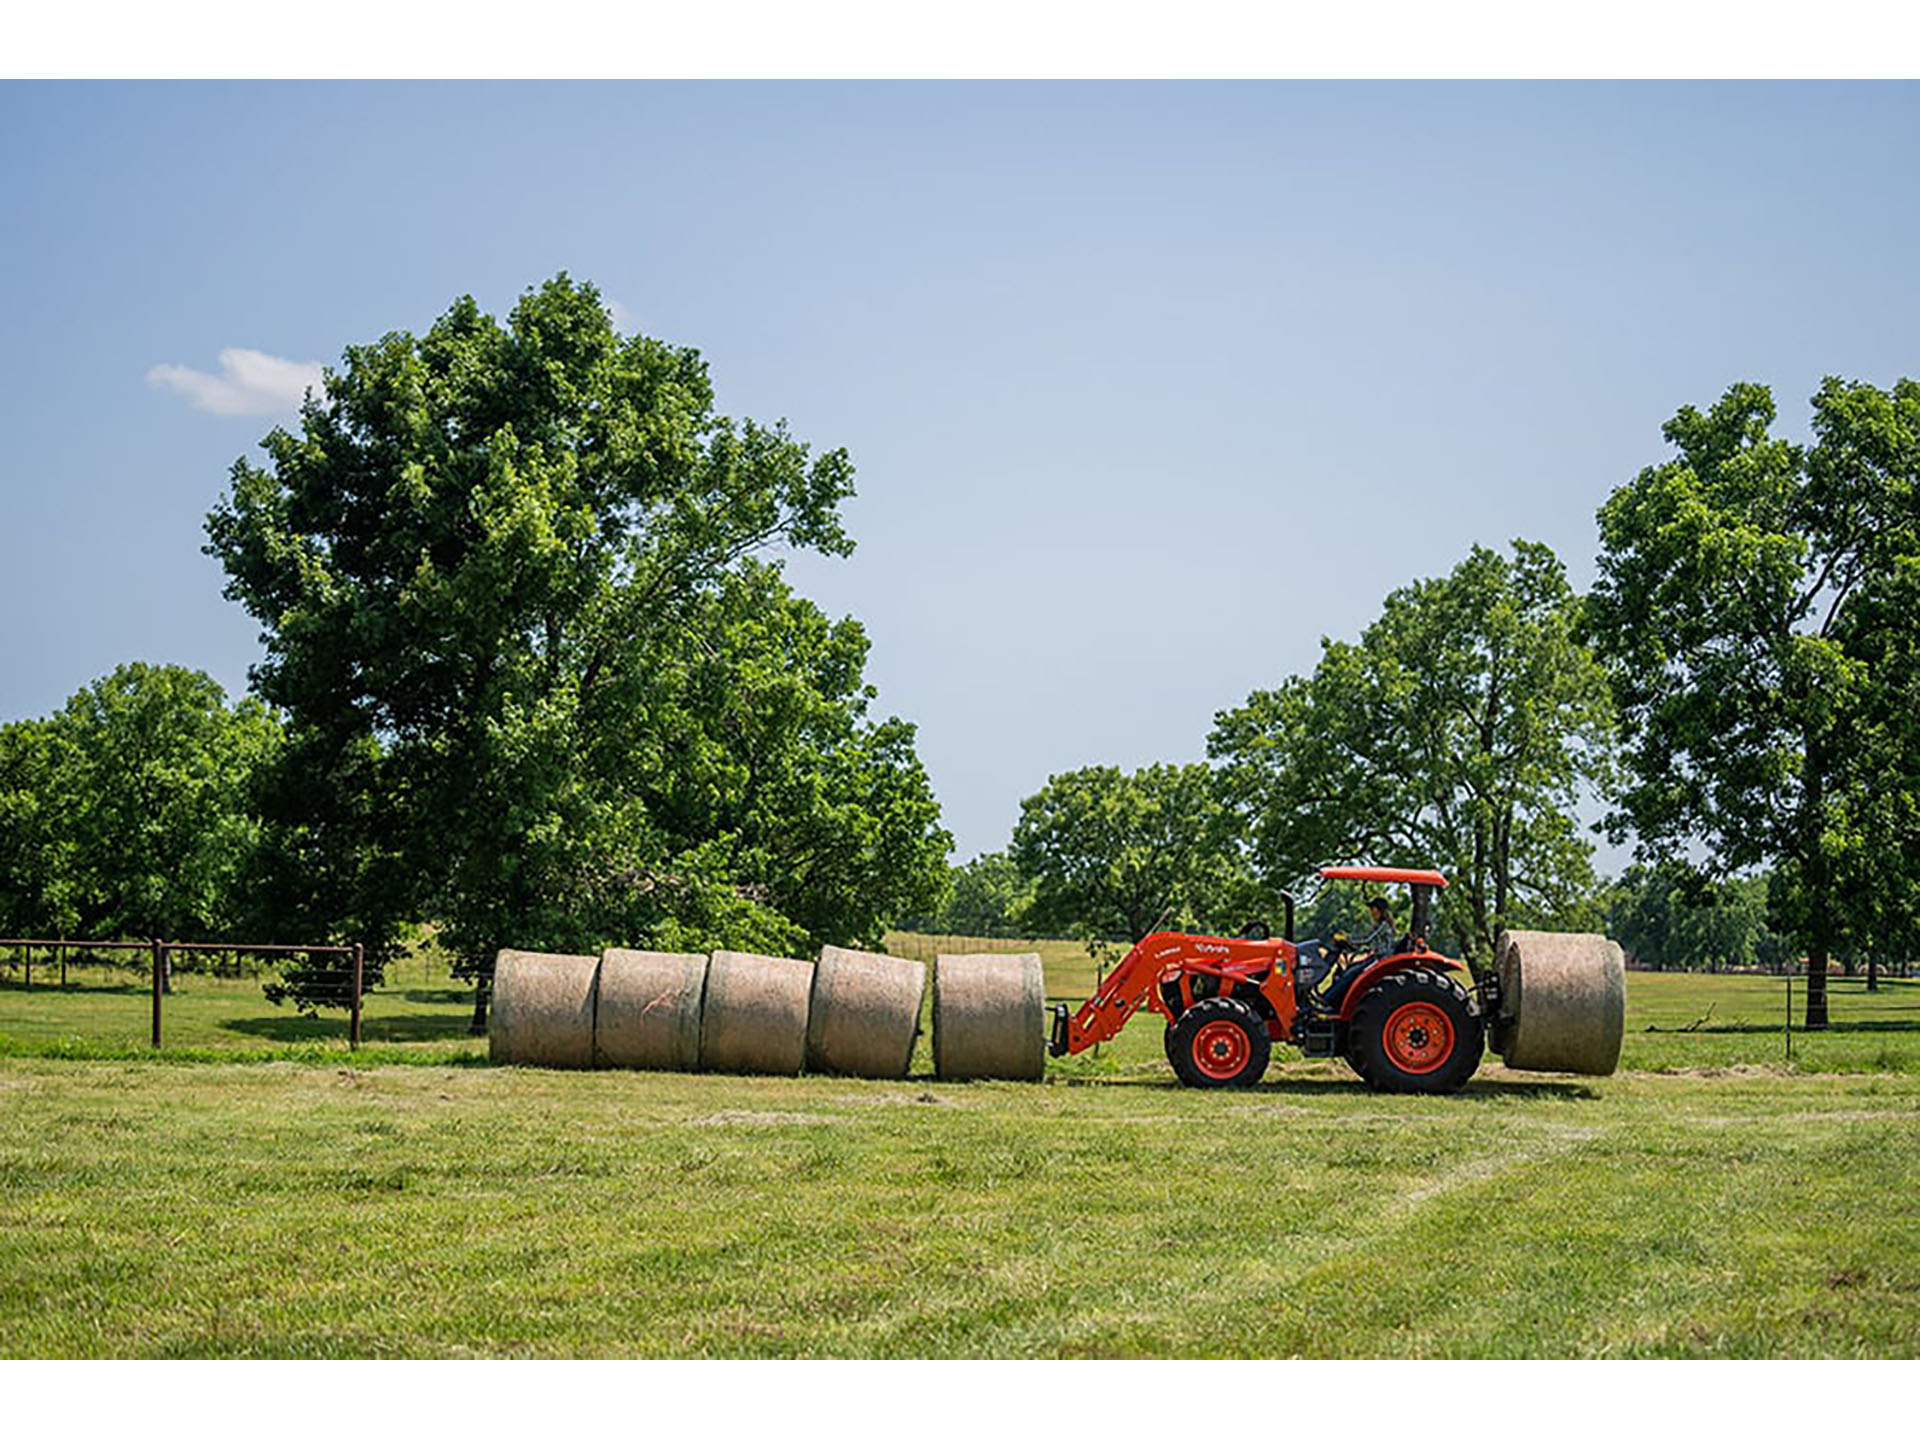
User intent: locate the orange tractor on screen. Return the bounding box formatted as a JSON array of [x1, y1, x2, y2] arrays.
[[1047, 865, 1500, 1092]]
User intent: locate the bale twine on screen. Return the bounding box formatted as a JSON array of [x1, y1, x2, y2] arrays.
[[1495, 929, 1626, 1076], [489, 949, 600, 1068], [699, 951, 813, 1075], [806, 945, 927, 1079], [595, 948, 709, 1071], [932, 952, 1046, 1081]]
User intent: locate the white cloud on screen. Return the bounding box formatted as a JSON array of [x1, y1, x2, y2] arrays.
[[146, 348, 326, 416]]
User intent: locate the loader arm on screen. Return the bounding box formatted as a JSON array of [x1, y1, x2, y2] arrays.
[[1051, 936, 1168, 1056], [1049, 931, 1294, 1057]]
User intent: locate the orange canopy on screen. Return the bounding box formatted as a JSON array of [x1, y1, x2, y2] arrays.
[[1318, 865, 1449, 888]]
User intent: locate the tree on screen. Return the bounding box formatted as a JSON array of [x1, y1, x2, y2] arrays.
[[1585, 378, 1920, 1027], [930, 851, 1036, 938], [205, 275, 945, 1021], [0, 718, 71, 940], [0, 666, 279, 964], [1605, 865, 1791, 973], [1210, 541, 1613, 958], [1010, 763, 1253, 944], [596, 560, 950, 956]]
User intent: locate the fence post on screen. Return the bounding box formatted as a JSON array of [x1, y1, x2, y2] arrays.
[[151, 940, 164, 1049], [350, 943, 364, 1050], [23, 944, 30, 988], [59, 939, 66, 988]]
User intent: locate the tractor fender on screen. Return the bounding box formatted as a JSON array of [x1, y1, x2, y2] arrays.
[[1334, 954, 1468, 1023]]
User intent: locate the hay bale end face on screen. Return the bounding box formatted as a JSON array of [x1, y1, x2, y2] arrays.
[[1495, 929, 1626, 1076], [700, 951, 813, 1075], [595, 949, 709, 1071], [489, 949, 601, 1068], [932, 952, 1046, 1081], [807, 945, 927, 1078]]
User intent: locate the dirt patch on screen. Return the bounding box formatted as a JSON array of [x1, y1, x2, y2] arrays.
[[835, 1090, 951, 1108]]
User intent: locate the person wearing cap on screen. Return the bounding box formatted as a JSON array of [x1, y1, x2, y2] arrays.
[[1353, 896, 1397, 959]]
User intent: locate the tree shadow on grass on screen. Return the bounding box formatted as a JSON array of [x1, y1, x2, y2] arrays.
[[1049, 1071, 1601, 1101], [0, 977, 153, 997], [221, 1012, 480, 1044], [1646, 1018, 1920, 1035]]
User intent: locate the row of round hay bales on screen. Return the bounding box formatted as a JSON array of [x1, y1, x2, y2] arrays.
[[489, 945, 1048, 1081]]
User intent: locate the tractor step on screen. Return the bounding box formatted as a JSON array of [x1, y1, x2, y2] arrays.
[[1297, 1017, 1341, 1058]]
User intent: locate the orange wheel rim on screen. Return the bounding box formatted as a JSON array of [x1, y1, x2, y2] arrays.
[[1383, 1001, 1454, 1074], [1191, 1018, 1250, 1080]]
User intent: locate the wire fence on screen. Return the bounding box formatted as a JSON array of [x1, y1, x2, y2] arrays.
[[0, 937, 364, 1049]]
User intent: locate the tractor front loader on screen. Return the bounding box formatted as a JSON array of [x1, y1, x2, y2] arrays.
[[1047, 866, 1624, 1092]]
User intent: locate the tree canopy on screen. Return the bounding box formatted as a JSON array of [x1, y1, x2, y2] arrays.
[[0, 664, 279, 946], [1009, 763, 1252, 944], [1210, 540, 1613, 957], [1585, 377, 1920, 1025], [204, 275, 947, 1016], [926, 851, 1035, 939], [1605, 865, 1792, 974]]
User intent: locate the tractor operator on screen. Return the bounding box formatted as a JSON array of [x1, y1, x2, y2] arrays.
[[1351, 896, 1397, 960]]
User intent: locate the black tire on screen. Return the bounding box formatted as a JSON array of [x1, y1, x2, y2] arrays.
[[1163, 1022, 1182, 1067], [1342, 1045, 1374, 1087], [1168, 997, 1272, 1089], [1349, 969, 1483, 1094]]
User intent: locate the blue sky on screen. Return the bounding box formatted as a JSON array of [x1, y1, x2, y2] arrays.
[[2, 82, 1917, 868]]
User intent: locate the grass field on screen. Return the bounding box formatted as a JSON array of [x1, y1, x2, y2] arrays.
[[1, 937, 1917, 1357]]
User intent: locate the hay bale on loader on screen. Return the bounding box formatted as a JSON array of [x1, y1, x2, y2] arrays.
[[932, 952, 1046, 1081], [700, 951, 813, 1075], [807, 945, 926, 1078], [1494, 929, 1626, 1076], [595, 948, 709, 1071], [490, 949, 601, 1068]]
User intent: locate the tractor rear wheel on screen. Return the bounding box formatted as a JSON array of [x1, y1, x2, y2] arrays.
[[1169, 997, 1271, 1089], [1350, 970, 1483, 1094]]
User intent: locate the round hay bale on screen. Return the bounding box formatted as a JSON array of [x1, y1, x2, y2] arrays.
[[806, 945, 926, 1078], [700, 951, 813, 1075], [489, 949, 600, 1068], [1495, 929, 1626, 1076], [932, 952, 1046, 1081], [595, 948, 709, 1071]]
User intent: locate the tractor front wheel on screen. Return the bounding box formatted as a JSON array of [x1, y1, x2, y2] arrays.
[[1350, 970, 1483, 1094], [1169, 997, 1271, 1089]]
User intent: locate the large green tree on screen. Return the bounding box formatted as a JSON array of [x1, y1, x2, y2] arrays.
[[206, 275, 945, 1022], [1210, 541, 1613, 958], [1010, 763, 1253, 944], [0, 665, 279, 951], [1585, 378, 1920, 1027]]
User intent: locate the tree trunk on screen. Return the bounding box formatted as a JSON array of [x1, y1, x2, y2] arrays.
[[1805, 951, 1829, 1030], [1867, 951, 1879, 993], [468, 974, 491, 1036]]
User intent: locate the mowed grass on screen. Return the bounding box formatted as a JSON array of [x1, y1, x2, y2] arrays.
[[1, 938, 1917, 1357]]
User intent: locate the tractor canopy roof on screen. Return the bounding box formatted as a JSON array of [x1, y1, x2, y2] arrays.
[[1318, 865, 1449, 888]]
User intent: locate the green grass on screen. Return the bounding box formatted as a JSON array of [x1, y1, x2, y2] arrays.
[[1, 938, 1917, 1356], [0, 1060, 1915, 1357]]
